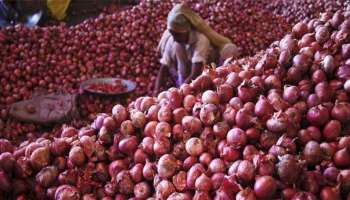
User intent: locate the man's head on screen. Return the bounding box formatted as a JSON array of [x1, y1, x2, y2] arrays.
[[168, 14, 191, 44]]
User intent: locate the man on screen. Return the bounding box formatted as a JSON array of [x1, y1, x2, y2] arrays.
[[154, 3, 239, 95]]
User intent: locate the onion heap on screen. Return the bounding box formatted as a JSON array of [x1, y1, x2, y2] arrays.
[[0, 1, 350, 200]]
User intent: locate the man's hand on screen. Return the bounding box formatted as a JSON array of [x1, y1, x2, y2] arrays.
[[184, 62, 203, 84]]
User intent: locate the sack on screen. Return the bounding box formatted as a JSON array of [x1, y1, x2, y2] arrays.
[[47, 0, 71, 20], [9, 93, 79, 125]]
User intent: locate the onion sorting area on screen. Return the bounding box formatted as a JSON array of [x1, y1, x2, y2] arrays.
[[0, 0, 350, 199]]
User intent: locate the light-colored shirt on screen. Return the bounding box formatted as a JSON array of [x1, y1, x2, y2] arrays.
[[160, 30, 214, 67]]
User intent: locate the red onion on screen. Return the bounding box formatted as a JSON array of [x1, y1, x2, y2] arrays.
[[344, 80, 350, 92], [172, 171, 187, 192], [55, 185, 80, 200], [155, 122, 171, 139], [266, 111, 289, 133], [315, 82, 333, 102], [303, 141, 322, 166], [182, 116, 202, 134], [35, 166, 58, 188], [130, 111, 146, 128], [334, 148, 350, 168], [229, 97, 243, 110], [0, 152, 15, 173], [134, 182, 151, 199], [227, 128, 247, 148], [0, 170, 11, 192], [30, 146, 50, 170], [331, 102, 350, 123], [217, 84, 234, 103], [336, 65, 350, 81], [279, 50, 292, 68], [168, 192, 192, 200], [223, 106, 236, 126], [50, 138, 70, 156], [144, 121, 157, 137], [195, 173, 212, 191], [321, 142, 337, 159], [183, 156, 198, 171], [255, 96, 273, 118], [320, 186, 341, 200], [109, 159, 128, 178], [147, 105, 161, 121], [187, 163, 205, 189], [143, 160, 156, 181], [156, 180, 175, 199], [194, 191, 211, 200], [283, 85, 300, 104], [282, 188, 298, 200], [209, 158, 226, 174], [236, 188, 256, 200], [158, 106, 172, 122], [307, 105, 330, 126], [323, 167, 340, 183], [277, 155, 301, 184], [254, 176, 277, 199], [213, 121, 230, 139], [291, 192, 317, 200], [167, 88, 183, 109], [157, 154, 178, 178], [199, 103, 220, 125], [199, 152, 213, 166], [323, 120, 341, 141], [202, 90, 220, 105], [153, 137, 171, 156], [226, 72, 242, 88], [120, 120, 135, 135], [339, 169, 350, 193], [118, 136, 138, 155], [292, 22, 308, 38], [211, 173, 225, 190], [183, 95, 196, 111], [130, 163, 143, 183], [173, 108, 187, 124], [221, 146, 240, 162], [235, 108, 255, 129], [116, 170, 134, 195], [307, 94, 321, 108], [112, 105, 128, 124], [236, 160, 255, 184], [238, 80, 257, 103]]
